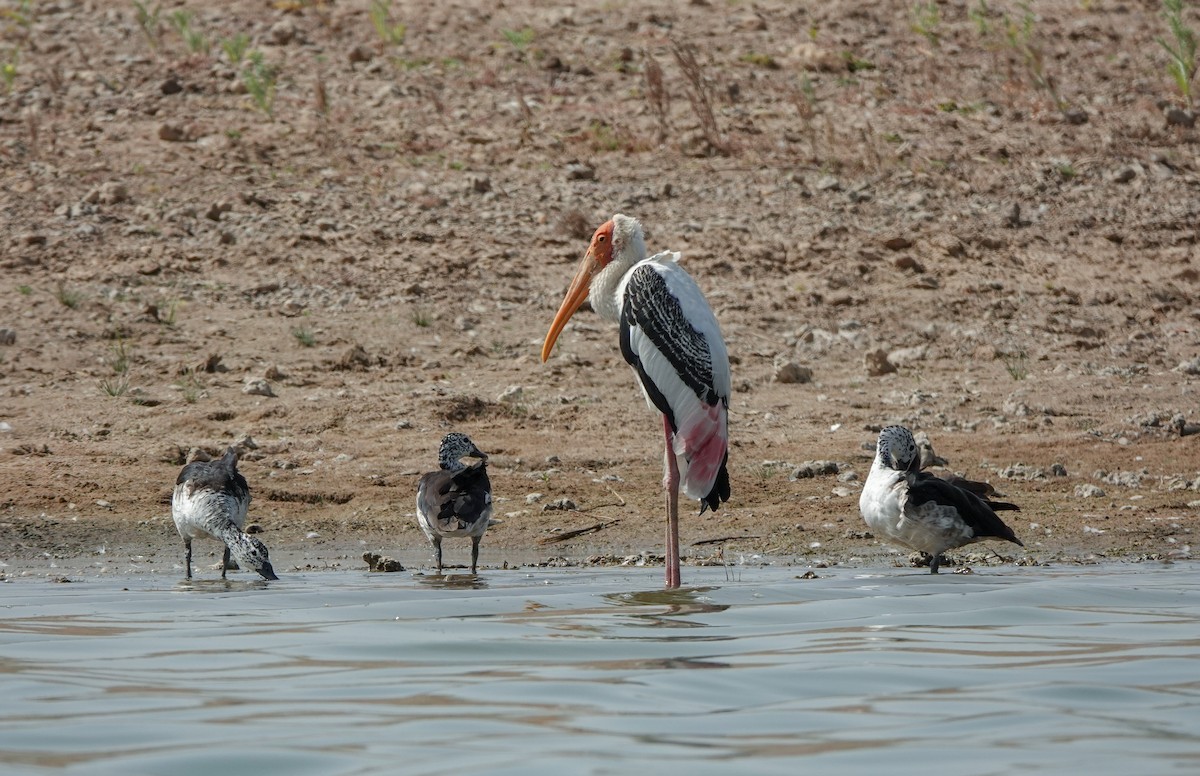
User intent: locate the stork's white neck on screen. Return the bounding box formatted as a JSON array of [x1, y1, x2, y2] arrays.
[[589, 259, 633, 322]]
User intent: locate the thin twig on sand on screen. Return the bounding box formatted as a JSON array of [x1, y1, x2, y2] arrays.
[[692, 535, 762, 546], [538, 519, 622, 545]]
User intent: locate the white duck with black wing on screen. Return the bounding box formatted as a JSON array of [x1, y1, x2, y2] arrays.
[[860, 426, 1023, 573], [416, 433, 492, 574], [171, 447, 278, 580]]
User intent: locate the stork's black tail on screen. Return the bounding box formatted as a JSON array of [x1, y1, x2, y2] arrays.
[[699, 452, 730, 514]]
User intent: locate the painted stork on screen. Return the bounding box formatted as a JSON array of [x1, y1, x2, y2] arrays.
[[172, 447, 278, 581], [416, 432, 493, 574], [860, 426, 1023, 573], [541, 214, 731, 588]]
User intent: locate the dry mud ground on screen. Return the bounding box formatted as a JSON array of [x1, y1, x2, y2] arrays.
[[1, 0, 1198, 580]]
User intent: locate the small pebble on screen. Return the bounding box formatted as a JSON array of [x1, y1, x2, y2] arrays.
[[1164, 107, 1194, 128], [864, 349, 896, 377], [269, 19, 296, 45], [159, 123, 187, 142], [774, 361, 812, 384], [565, 162, 595, 181], [243, 378, 275, 397]]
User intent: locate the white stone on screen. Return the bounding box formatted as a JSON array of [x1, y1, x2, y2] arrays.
[[498, 385, 523, 403]]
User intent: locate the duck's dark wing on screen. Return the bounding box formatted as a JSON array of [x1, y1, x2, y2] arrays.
[[910, 472, 1023, 545], [422, 462, 491, 530], [176, 449, 249, 503], [939, 473, 1019, 511]]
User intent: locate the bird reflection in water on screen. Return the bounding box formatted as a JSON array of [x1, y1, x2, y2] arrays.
[[414, 572, 490, 591], [602, 586, 729, 629], [174, 578, 273, 593]]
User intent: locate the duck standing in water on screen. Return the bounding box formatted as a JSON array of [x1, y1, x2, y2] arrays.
[[172, 447, 278, 580], [860, 426, 1023, 573], [416, 433, 492, 574]]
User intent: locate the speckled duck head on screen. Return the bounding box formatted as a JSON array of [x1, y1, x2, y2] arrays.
[[876, 425, 920, 474], [438, 433, 488, 472], [230, 534, 278, 580]]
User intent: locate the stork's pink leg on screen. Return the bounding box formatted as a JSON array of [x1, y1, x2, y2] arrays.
[[663, 414, 681, 589]]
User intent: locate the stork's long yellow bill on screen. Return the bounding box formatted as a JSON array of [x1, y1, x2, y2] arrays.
[[540, 248, 601, 362]]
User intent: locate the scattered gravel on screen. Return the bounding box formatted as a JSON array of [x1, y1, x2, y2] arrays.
[[791, 461, 840, 480]]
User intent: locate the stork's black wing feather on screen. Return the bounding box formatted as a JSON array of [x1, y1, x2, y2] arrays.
[[620, 264, 720, 413]]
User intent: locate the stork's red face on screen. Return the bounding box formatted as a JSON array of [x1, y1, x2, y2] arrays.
[[540, 220, 615, 362]]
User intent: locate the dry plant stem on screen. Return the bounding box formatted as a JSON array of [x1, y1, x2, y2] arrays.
[[824, 116, 837, 164], [670, 39, 727, 155], [419, 72, 446, 117], [787, 80, 818, 161], [643, 51, 669, 146], [514, 82, 534, 145], [862, 123, 883, 172], [25, 112, 37, 158], [314, 72, 328, 116]]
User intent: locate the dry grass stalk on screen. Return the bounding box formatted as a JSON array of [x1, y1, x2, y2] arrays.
[[824, 116, 837, 166], [670, 39, 727, 155], [786, 77, 818, 160], [643, 50, 669, 146], [314, 72, 328, 116], [557, 209, 591, 241], [419, 73, 446, 116], [861, 122, 883, 172], [514, 82, 535, 145], [25, 111, 38, 158], [313, 71, 334, 151]]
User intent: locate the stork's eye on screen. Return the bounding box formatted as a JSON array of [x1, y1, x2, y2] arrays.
[[597, 235, 606, 243]]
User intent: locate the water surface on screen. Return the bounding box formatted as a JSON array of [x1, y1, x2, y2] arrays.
[[1, 564, 1198, 774]]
